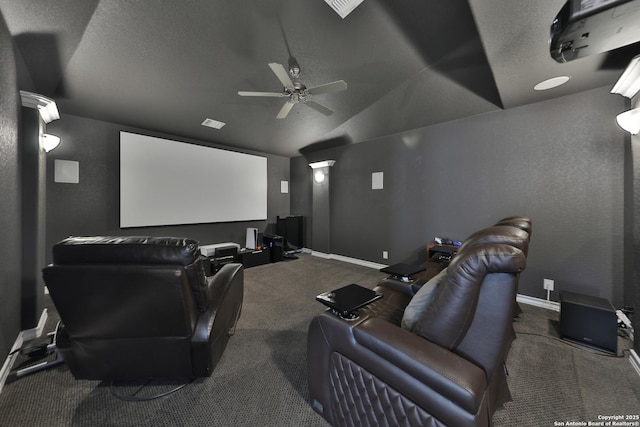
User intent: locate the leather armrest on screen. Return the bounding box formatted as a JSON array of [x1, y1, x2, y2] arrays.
[[206, 262, 243, 304], [376, 278, 417, 296], [354, 317, 486, 413], [191, 263, 243, 376], [308, 312, 487, 424]]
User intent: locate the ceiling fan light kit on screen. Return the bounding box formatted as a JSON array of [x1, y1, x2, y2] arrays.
[[238, 62, 347, 119], [324, 0, 365, 19]]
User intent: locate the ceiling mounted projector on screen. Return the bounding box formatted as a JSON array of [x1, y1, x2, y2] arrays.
[[550, 0, 640, 63]]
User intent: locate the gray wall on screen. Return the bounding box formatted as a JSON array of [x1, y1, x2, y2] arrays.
[[629, 93, 639, 354], [19, 108, 47, 330], [291, 156, 313, 247], [0, 11, 21, 357], [45, 113, 291, 261], [293, 86, 628, 307], [311, 168, 332, 254]]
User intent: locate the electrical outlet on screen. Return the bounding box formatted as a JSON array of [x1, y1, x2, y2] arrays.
[[382, 251, 388, 260], [543, 278, 554, 291]]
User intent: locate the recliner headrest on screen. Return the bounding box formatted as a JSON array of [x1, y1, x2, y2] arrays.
[[494, 216, 532, 233], [52, 236, 201, 266], [458, 225, 530, 255]]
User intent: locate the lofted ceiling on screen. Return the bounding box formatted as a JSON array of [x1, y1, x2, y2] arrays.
[[1, 0, 639, 157]]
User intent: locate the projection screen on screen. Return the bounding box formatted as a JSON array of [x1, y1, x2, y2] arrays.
[[120, 131, 267, 228]]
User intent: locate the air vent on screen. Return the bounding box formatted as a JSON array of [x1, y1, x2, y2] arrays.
[[201, 118, 226, 129], [324, 0, 365, 18]]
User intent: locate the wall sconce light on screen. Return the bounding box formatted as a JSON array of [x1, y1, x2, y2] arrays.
[[309, 160, 335, 184], [42, 133, 61, 152], [611, 54, 640, 99], [616, 108, 640, 135]]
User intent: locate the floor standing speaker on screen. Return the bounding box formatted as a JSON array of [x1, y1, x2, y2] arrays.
[[263, 234, 283, 262], [277, 215, 303, 251], [559, 290, 617, 354]]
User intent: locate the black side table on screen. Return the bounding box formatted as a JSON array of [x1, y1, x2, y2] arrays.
[[235, 248, 271, 268]]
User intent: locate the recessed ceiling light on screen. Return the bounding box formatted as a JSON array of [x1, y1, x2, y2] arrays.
[[201, 118, 225, 129], [534, 76, 571, 91]]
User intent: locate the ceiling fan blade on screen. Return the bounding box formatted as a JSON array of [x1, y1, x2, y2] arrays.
[[276, 101, 295, 119], [304, 100, 334, 116], [307, 80, 347, 95], [238, 91, 285, 97], [268, 63, 295, 89]]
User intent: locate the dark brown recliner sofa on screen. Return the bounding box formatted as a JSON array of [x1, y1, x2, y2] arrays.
[[43, 236, 244, 380], [307, 242, 527, 427]]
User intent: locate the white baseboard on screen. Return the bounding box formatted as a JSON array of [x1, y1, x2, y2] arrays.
[[22, 308, 49, 342], [310, 250, 330, 259], [0, 309, 48, 394], [310, 251, 388, 270], [629, 350, 640, 378], [308, 253, 569, 307], [516, 294, 560, 312]]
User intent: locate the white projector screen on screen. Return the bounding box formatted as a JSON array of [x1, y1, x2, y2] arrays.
[[120, 131, 267, 228]]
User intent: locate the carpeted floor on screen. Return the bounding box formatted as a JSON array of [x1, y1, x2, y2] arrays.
[[0, 253, 638, 426], [494, 303, 640, 426]]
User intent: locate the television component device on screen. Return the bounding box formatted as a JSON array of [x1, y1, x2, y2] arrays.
[[200, 242, 241, 258], [245, 227, 258, 250], [550, 0, 640, 63], [238, 59, 347, 119]]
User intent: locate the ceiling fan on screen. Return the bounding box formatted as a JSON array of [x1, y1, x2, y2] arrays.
[[238, 59, 347, 119]]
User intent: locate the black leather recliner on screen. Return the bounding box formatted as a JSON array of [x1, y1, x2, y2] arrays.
[[307, 242, 527, 427], [43, 236, 244, 380]]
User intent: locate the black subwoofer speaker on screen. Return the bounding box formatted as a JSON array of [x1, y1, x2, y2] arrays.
[[559, 290, 617, 354]]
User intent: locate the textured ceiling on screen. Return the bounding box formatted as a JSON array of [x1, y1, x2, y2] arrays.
[[1, 0, 639, 157]]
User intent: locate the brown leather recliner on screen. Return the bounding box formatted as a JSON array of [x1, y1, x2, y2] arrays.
[[307, 243, 526, 427], [43, 236, 244, 380]]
